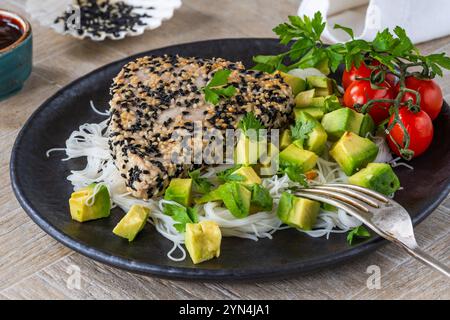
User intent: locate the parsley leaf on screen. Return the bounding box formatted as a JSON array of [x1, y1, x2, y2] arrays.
[[164, 203, 199, 233], [290, 119, 315, 148], [202, 69, 237, 105], [347, 225, 371, 245], [216, 165, 244, 182], [238, 113, 264, 137], [207, 69, 232, 87], [250, 184, 274, 211], [334, 24, 354, 39], [279, 166, 309, 186], [253, 13, 450, 77], [188, 169, 213, 194]]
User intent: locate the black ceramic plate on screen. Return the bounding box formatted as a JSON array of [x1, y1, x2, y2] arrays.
[[10, 39, 450, 280]]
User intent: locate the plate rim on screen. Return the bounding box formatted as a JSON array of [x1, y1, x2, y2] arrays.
[[9, 38, 450, 280]]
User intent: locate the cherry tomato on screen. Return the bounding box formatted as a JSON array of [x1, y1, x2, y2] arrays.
[[343, 80, 395, 124], [397, 77, 443, 121], [387, 107, 434, 158], [342, 61, 397, 89]]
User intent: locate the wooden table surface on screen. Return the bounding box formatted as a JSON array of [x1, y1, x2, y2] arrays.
[[0, 0, 449, 300]]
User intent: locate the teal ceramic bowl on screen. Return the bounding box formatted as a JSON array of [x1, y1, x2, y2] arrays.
[[0, 9, 32, 100]]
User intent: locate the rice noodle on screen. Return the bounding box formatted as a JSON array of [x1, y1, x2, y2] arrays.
[[48, 106, 406, 262]]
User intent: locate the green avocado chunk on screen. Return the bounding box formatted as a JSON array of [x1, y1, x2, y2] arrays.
[[306, 76, 332, 90], [185, 220, 222, 264], [321, 108, 375, 141], [330, 132, 379, 176], [295, 89, 315, 108], [277, 192, 320, 230], [195, 187, 223, 204], [164, 178, 193, 207], [232, 166, 261, 186], [348, 163, 400, 196], [294, 111, 328, 155], [279, 71, 307, 96], [235, 133, 267, 166], [280, 130, 292, 150], [294, 106, 325, 121], [112, 205, 150, 242], [359, 113, 376, 137], [69, 183, 111, 222], [279, 143, 318, 174]]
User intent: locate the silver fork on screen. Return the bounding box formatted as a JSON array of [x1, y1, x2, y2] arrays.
[[293, 183, 450, 278]]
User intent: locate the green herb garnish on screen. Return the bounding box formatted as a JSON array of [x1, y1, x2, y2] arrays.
[[202, 69, 237, 105], [290, 119, 315, 148], [164, 204, 199, 233], [238, 113, 264, 137], [347, 225, 371, 245], [188, 169, 213, 194], [252, 12, 450, 77], [279, 166, 309, 186], [250, 184, 273, 211], [216, 165, 245, 183]]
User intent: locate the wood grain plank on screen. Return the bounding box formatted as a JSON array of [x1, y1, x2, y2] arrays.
[[351, 236, 450, 300], [33, 42, 126, 88], [0, 238, 412, 300]]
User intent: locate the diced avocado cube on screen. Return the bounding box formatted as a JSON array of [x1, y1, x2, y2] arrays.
[[348, 163, 400, 196], [307, 76, 331, 89], [330, 132, 379, 176], [232, 166, 261, 186], [321, 108, 354, 141], [277, 192, 320, 230], [195, 187, 222, 204], [185, 220, 222, 264], [295, 89, 315, 108], [294, 107, 325, 121], [235, 134, 265, 166], [259, 143, 279, 176], [250, 184, 273, 213], [69, 184, 111, 222], [259, 142, 279, 166], [359, 113, 375, 137], [112, 205, 150, 242], [279, 143, 318, 173], [280, 130, 292, 150], [310, 97, 326, 108], [315, 87, 333, 97], [351, 112, 375, 138], [279, 71, 306, 96], [295, 111, 328, 155], [322, 108, 376, 141], [218, 182, 252, 218], [164, 178, 193, 207]]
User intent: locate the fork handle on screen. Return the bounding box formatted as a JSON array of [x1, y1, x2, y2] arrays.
[[403, 246, 450, 278]]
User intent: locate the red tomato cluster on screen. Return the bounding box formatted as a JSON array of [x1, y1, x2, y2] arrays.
[[342, 62, 443, 159]]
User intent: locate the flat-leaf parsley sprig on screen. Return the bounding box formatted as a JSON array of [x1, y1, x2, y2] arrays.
[[202, 69, 237, 105], [253, 12, 450, 159], [252, 12, 450, 78]]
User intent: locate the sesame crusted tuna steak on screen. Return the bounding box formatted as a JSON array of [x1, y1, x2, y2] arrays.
[[108, 55, 294, 199]]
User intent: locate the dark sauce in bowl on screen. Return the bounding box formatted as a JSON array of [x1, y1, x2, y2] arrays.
[[0, 16, 23, 50]]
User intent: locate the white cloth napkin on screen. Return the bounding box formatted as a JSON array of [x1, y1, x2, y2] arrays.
[[298, 0, 450, 44]]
